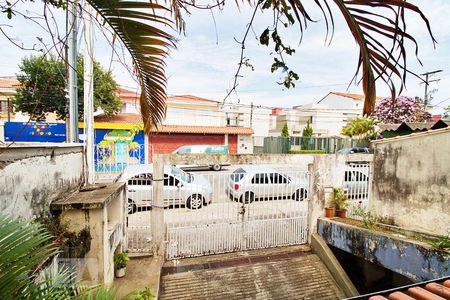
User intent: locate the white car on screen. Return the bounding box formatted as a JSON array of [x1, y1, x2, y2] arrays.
[[344, 167, 370, 199], [119, 164, 213, 214], [227, 166, 308, 203]]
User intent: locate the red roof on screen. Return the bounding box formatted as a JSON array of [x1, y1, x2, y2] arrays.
[[327, 92, 385, 102], [167, 95, 219, 104], [0, 78, 19, 89], [117, 88, 219, 104], [348, 277, 450, 300], [94, 113, 253, 135]]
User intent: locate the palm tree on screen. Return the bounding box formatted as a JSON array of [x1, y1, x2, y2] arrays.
[[0, 213, 123, 299], [86, 0, 434, 130]]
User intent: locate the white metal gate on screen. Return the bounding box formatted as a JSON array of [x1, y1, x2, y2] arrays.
[[344, 163, 371, 219], [162, 168, 310, 259]]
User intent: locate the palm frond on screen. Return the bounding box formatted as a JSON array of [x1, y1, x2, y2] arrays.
[[86, 0, 177, 131], [278, 0, 435, 115], [0, 214, 60, 299]]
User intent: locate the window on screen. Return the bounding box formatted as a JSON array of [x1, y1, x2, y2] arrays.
[[164, 175, 180, 187], [0, 100, 8, 113], [230, 168, 245, 182], [251, 173, 269, 184], [128, 173, 152, 186], [344, 171, 352, 182], [270, 173, 288, 184], [354, 171, 367, 181], [176, 147, 188, 154]]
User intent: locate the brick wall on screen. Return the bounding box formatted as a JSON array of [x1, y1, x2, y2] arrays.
[[148, 133, 238, 156]]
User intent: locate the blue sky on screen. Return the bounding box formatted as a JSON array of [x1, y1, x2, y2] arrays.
[[1, 1, 449, 113]]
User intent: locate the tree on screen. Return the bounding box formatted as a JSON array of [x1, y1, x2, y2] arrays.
[[371, 96, 432, 124], [301, 120, 313, 150], [281, 122, 290, 138], [14, 55, 121, 121], [1, 1, 435, 130], [341, 117, 377, 139], [444, 106, 450, 119]]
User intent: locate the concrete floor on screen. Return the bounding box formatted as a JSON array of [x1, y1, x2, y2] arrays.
[[159, 246, 346, 300], [113, 255, 162, 299]]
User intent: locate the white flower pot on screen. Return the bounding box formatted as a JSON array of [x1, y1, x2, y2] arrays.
[[115, 267, 126, 278]]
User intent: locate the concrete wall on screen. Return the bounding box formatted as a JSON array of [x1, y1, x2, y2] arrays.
[[371, 128, 450, 235], [318, 218, 450, 282], [307, 154, 373, 239], [0, 143, 83, 218]]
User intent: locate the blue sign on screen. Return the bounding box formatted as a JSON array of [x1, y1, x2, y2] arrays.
[[4, 122, 67, 142]]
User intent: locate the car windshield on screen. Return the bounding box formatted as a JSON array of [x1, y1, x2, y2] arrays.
[[170, 166, 192, 183], [230, 168, 246, 182]]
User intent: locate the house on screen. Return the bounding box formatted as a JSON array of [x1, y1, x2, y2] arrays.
[[94, 113, 254, 158], [114, 88, 257, 155], [0, 77, 18, 122], [269, 92, 382, 137]]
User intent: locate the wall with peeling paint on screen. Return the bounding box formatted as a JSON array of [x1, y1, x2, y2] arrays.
[[0, 143, 83, 218], [317, 218, 450, 282], [371, 128, 450, 235]]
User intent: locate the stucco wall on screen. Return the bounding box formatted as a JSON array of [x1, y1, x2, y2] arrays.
[[0, 143, 83, 218], [371, 128, 450, 235]]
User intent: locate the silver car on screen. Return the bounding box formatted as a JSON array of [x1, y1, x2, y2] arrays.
[[119, 164, 213, 214], [227, 166, 308, 203]]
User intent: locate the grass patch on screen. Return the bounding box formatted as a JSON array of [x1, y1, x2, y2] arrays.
[[288, 149, 326, 154]]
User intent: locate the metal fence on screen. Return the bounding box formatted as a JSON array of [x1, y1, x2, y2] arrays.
[[343, 163, 371, 220], [124, 167, 310, 258], [258, 136, 371, 154]]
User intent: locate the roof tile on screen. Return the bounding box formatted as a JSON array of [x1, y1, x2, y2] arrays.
[[94, 113, 253, 135]]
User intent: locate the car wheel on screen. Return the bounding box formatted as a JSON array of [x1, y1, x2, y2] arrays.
[[293, 189, 307, 201], [211, 164, 222, 171], [240, 192, 255, 204], [128, 199, 137, 214], [187, 194, 203, 209]]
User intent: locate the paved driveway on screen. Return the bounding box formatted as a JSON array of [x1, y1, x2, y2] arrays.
[[159, 246, 345, 300]]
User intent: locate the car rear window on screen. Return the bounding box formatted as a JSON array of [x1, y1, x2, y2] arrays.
[[230, 168, 245, 182]]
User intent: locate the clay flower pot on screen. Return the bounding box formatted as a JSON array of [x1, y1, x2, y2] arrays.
[[325, 207, 335, 218], [336, 209, 347, 218]]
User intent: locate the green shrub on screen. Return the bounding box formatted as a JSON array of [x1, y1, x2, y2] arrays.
[[114, 252, 129, 269], [133, 287, 155, 300], [288, 149, 326, 154]]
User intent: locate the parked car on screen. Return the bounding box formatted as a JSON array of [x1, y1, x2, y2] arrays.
[[119, 164, 213, 214], [226, 166, 308, 203], [344, 168, 369, 199], [172, 145, 231, 171], [337, 147, 369, 154]]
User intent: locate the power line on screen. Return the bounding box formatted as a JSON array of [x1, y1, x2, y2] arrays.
[[420, 70, 443, 105]]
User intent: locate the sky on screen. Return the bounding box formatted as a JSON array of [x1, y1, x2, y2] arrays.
[[0, 1, 449, 114]]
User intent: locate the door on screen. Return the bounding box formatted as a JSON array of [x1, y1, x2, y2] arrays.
[[163, 175, 183, 208], [128, 173, 153, 209], [250, 173, 270, 199], [269, 172, 292, 199]]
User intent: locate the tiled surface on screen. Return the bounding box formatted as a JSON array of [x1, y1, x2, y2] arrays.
[[159, 246, 345, 300], [364, 278, 450, 300]]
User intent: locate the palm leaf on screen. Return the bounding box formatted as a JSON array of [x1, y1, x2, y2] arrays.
[[277, 0, 435, 115], [0, 214, 62, 299], [86, 0, 177, 131]]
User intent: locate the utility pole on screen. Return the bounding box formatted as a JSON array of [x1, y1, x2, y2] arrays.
[[83, 2, 94, 184], [420, 70, 442, 105], [6, 97, 10, 122], [250, 102, 254, 127], [67, 0, 78, 143]]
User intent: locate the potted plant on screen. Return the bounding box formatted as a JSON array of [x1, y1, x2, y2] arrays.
[[325, 195, 335, 218], [114, 252, 129, 278], [330, 187, 348, 218]]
